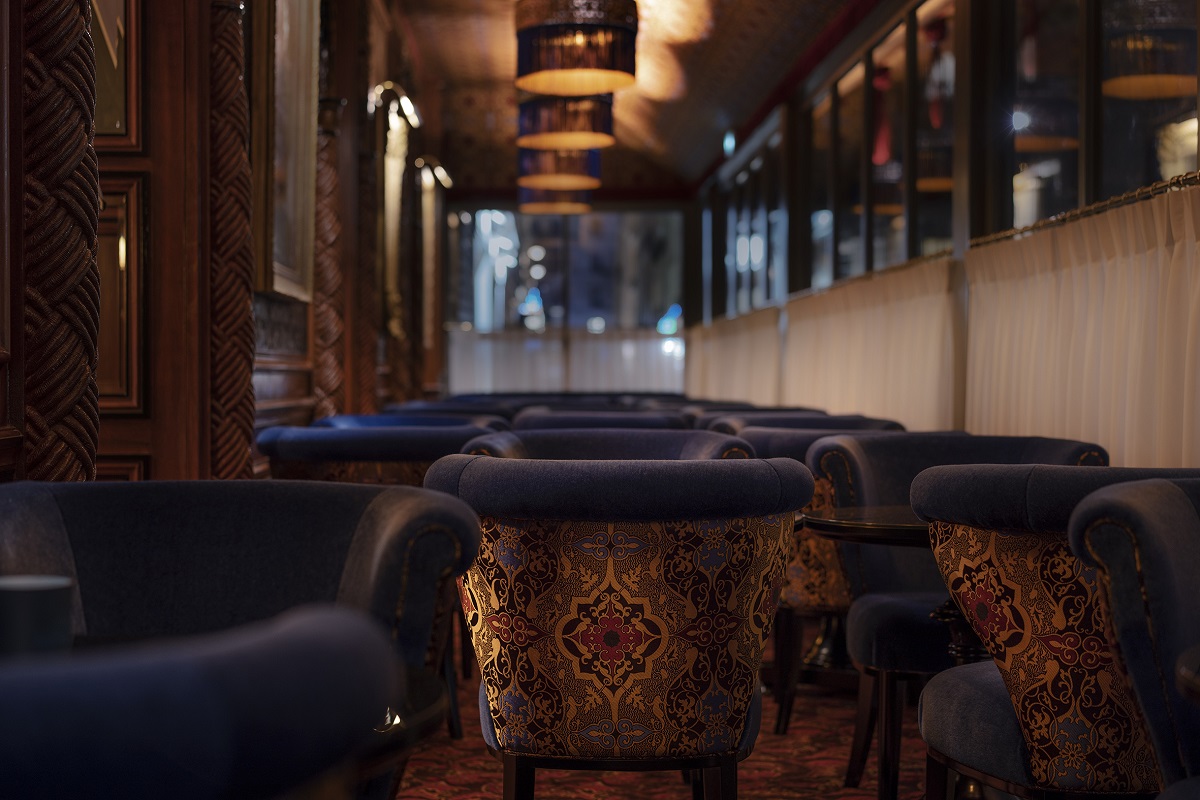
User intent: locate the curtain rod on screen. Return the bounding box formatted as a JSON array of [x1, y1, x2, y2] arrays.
[[970, 170, 1200, 248]]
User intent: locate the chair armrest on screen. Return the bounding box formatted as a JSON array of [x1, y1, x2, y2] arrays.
[[0, 607, 396, 799], [336, 487, 481, 670], [1068, 478, 1200, 783], [928, 509, 1159, 792]]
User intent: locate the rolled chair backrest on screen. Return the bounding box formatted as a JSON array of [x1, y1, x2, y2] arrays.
[[708, 413, 904, 435], [313, 413, 511, 431], [511, 409, 690, 430], [0, 480, 481, 672], [257, 424, 493, 486], [461, 428, 754, 460], [1069, 477, 1200, 786], [691, 407, 825, 430], [425, 455, 813, 760], [810, 433, 1108, 596], [911, 464, 1200, 793], [384, 399, 518, 419]]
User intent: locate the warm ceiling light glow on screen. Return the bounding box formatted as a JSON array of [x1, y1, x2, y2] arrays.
[[518, 148, 603, 191], [515, 0, 638, 96], [636, 0, 712, 44], [518, 187, 592, 215], [633, 44, 685, 101], [517, 95, 616, 150]]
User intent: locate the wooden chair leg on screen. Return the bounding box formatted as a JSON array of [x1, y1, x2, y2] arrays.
[[502, 754, 536, 800], [773, 607, 806, 734], [876, 671, 905, 800], [690, 768, 704, 800], [443, 643, 463, 739], [457, 604, 474, 679], [844, 670, 876, 787], [702, 760, 738, 800], [925, 751, 949, 800]]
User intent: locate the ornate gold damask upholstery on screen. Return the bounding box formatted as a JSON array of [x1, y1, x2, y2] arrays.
[[461, 514, 793, 759], [930, 520, 1158, 792]]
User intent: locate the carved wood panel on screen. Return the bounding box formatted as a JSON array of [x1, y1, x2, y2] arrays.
[[23, 0, 101, 481], [97, 176, 143, 412]]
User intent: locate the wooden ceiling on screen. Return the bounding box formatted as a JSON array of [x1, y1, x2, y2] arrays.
[[394, 0, 864, 195]]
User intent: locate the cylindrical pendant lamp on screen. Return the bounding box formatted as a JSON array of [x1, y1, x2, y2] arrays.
[[1102, 0, 1197, 99], [517, 149, 602, 190], [516, 95, 615, 150], [518, 188, 593, 215], [515, 0, 638, 96]]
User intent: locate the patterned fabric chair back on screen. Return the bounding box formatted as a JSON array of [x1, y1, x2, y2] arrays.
[[425, 455, 813, 761], [913, 464, 1200, 793]]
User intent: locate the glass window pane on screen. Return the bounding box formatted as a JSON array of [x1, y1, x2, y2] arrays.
[[450, 209, 683, 333], [1100, 0, 1197, 198], [873, 23, 908, 268], [1011, 0, 1080, 226], [915, 0, 955, 255], [837, 64, 867, 278], [811, 93, 835, 290]]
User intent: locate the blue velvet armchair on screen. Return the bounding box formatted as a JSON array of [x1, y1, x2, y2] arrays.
[[0, 479, 481, 797], [808, 433, 1108, 800], [0, 606, 396, 799], [461, 428, 754, 460], [912, 465, 1200, 800], [425, 455, 814, 800]]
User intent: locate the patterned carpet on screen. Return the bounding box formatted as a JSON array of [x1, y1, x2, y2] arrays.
[[396, 665, 928, 800]]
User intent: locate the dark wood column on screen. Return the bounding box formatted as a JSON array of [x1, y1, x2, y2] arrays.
[[23, 0, 100, 481], [208, 0, 256, 479], [312, 102, 346, 420]]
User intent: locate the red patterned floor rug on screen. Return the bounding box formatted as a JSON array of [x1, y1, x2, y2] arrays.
[[396, 674, 927, 800]]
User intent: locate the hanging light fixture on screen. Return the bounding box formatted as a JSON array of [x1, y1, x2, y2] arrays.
[[516, 95, 615, 150], [1102, 0, 1197, 100], [518, 187, 593, 215], [515, 0, 638, 96], [517, 149, 602, 190]]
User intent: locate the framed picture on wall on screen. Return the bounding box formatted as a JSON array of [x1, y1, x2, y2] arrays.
[[92, 0, 140, 151], [249, 0, 318, 302]]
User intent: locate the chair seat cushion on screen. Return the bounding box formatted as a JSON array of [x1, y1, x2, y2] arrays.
[[918, 661, 1033, 787], [478, 682, 763, 760], [846, 591, 955, 673]]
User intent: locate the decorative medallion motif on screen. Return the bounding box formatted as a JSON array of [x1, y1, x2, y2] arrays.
[[560, 579, 665, 691]]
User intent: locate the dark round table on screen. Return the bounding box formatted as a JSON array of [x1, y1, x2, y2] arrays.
[[801, 504, 929, 547]]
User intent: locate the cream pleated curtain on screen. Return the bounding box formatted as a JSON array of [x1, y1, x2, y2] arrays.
[[965, 186, 1200, 467], [446, 329, 686, 394], [684, 306, 782, 404], [779, 256, 960, 430]]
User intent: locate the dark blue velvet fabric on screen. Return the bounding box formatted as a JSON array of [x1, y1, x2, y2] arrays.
[[1160, 777, 1200, 800], [709, 414, 904, 435], [313, 413, 511, 431], [918, 661, 1033, 787], [846, 591, 954, 672], [0, 606, 395, 799], [691, 407, 825, 431], [738, 426, 901, 461], [911, 464, 1200, 531], [476, 680, 764, 759], [257, 424, 495, 463], [461, 429, 755, 460], [0, 480, 481, 671], [810, 432, 1107, 509], [384, 400, 519, 419], [512, 410, 691, 430], [425, 455, 813, 521], [1068, 478, 1200, 784]]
